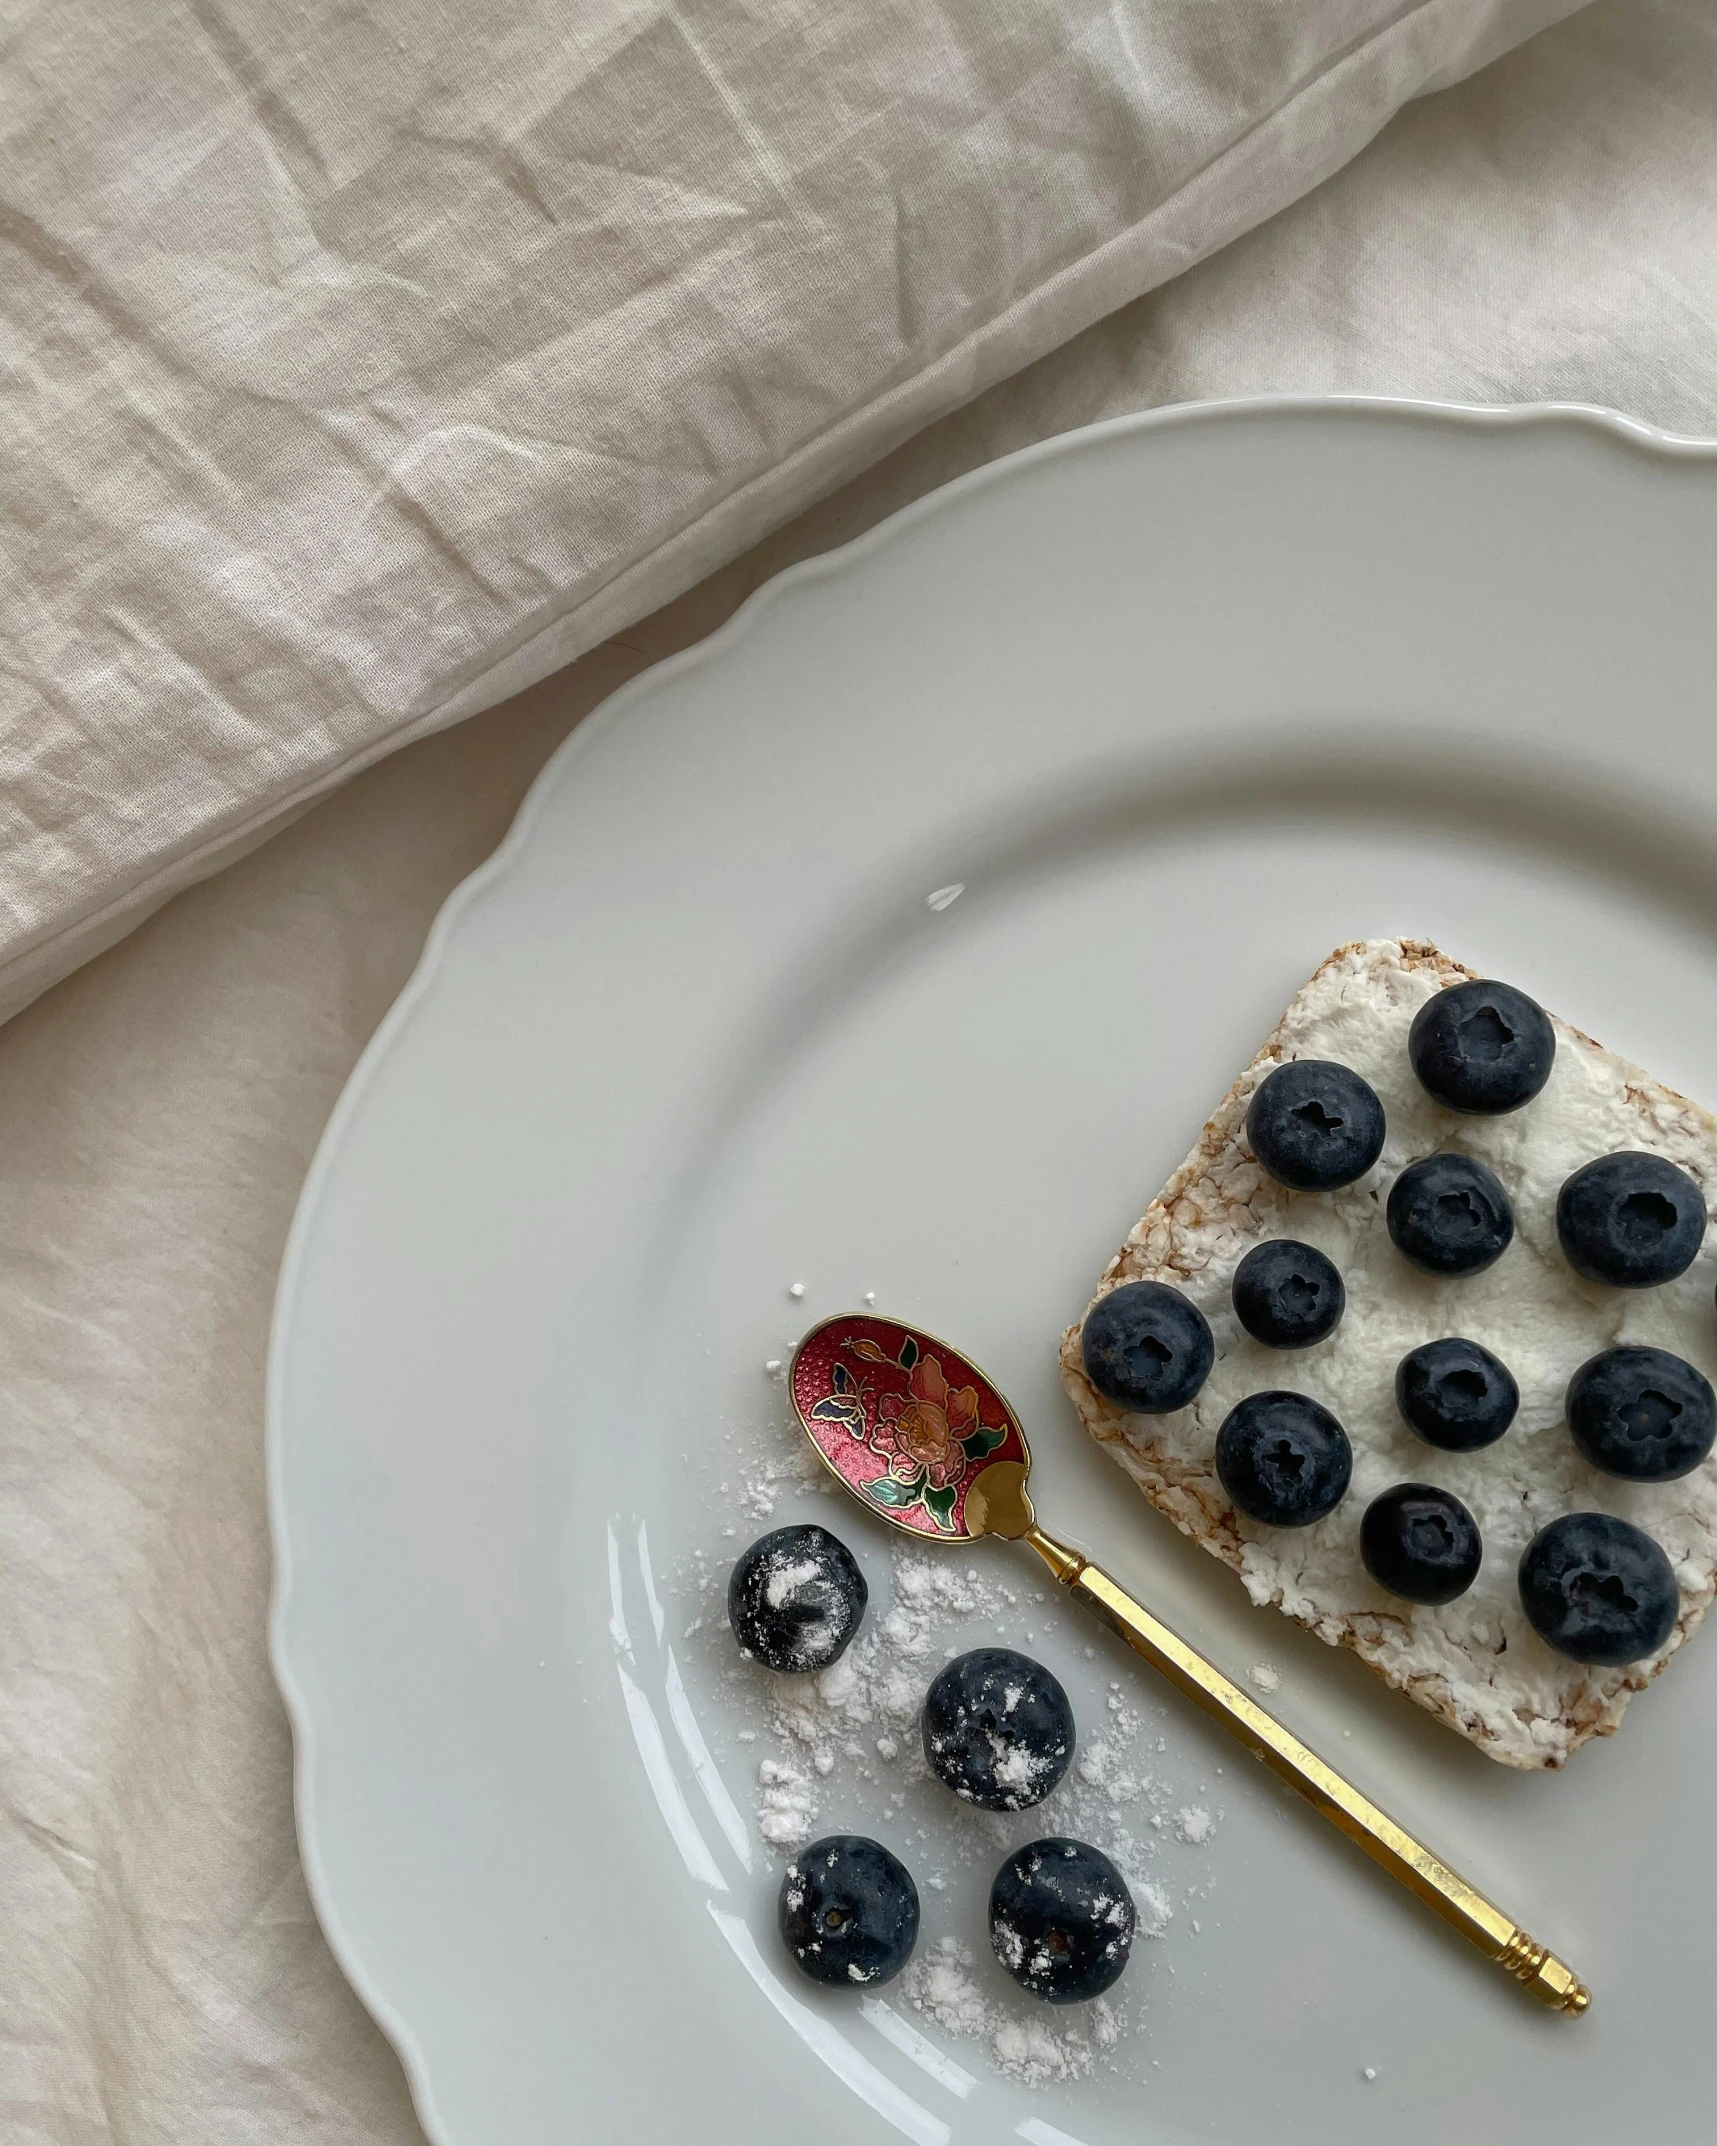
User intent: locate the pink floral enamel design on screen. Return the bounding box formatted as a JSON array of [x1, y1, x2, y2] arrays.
[[790, 1315, 1025, 1537]]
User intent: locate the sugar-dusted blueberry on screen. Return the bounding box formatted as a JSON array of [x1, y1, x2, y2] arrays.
[[1232, 1238, 1345, 1349], [1395, 1337, 1519, 1451], [1386, 1153, 1514, 1277], [1566, 1346, 1717, 1483], [1215, 1391, 1351, 1526], [989, 1837, 1135, 2005], [922, 1648, 1074, 1813], [1408, 978, 1555, 1115], [1517, 1513, 1679, 1667], [780, 1835, 920, 1988], [1245, 1059, 1386, 1191], [728, 1524, 867, 1673], [1081, 1280, 1213, 1414], [1360, 1483, 1482, 1605], [1556, 1150, 1707, 1289]]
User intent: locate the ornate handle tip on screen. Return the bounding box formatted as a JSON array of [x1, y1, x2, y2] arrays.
[[1547, 1969, 1592, 2016], [1500, 1928, 1590, 2015]]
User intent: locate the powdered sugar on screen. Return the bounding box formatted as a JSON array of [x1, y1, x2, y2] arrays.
[[756, 1757, 816, 1847], [752, 1553, 997, 1841], [991, 1739, 1051, 1801], [684, 1394, 1228, 2096], [1176, 1806, 1215, 1845], [689, 1534, 1221, 2096], [905, 1937, 1123, 2086], [1130, 1876, 1174, 1937], [731, 1538, 1208, 1875], [763, 1557, 822, 1610]]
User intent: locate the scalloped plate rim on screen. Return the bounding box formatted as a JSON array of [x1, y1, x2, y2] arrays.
[[266, 393, 1717, 2144]]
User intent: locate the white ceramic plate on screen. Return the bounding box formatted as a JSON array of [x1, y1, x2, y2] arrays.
[[270, 400, 1717, 2146]]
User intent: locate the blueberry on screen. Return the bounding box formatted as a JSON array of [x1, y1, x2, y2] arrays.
[[1408, 978, 1555, 1114], [1565, 1346, 1717, 1482], [1517, 1513, 1679, 1666], [1246, 1060, 1386, 1191], [921, 1649, 1074, 1813], [1081, 1280, 1213, 1414], [780, 1835, 920, 1988], [728, 1525, 867, 1673], [1556, 1150, 1707, 1288], [1386, 1153, 1513, 1277], [1360, 1483, 1482, 1605], [1232, 1239, 1345, 1349], [989, 1838, 1135, 2004], [1215, 1391, 1352, 1526], [1395, 1337, 1519, 1451]]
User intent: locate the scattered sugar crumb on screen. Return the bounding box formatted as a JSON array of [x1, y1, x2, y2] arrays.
[[756, 1757, 816, 1847], [700, 1414, 1213, 2085], [862, 1291, 877, 1305], [763, 1359, 784, 1380], [751, 1550, 1006, 1840], [1363, 2067, 1379, 2082], [1249, 1662, 1281, 1694], [905, 1938, 1122, 2087], [788, 1282, 806, 1299], [764, 1558, 819, 1608], [1132, 1880, 1173, 1937]]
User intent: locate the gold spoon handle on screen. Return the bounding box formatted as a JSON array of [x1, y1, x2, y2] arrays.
[[1024, 1523, 1590, 2014]]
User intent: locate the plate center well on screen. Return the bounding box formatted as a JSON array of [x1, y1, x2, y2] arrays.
[[634, 755, 1717, 2145]]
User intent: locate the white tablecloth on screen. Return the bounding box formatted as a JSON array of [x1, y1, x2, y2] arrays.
[[6, 4, 1717, 2139]]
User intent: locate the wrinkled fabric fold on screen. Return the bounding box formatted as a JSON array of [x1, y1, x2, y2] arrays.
[[0, 0, 1582, 1023]]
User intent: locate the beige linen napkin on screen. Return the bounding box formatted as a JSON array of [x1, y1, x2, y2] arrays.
[[0, 0, 1580, 1025]]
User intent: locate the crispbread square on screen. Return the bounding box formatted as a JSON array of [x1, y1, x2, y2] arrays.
[[1060, 939, 1717, 1768]]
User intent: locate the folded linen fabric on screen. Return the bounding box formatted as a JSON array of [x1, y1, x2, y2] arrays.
[[0, 0, 1583, 1022]]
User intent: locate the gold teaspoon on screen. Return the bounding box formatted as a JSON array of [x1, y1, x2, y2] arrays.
[[789, 1311, 1590, 2015]]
